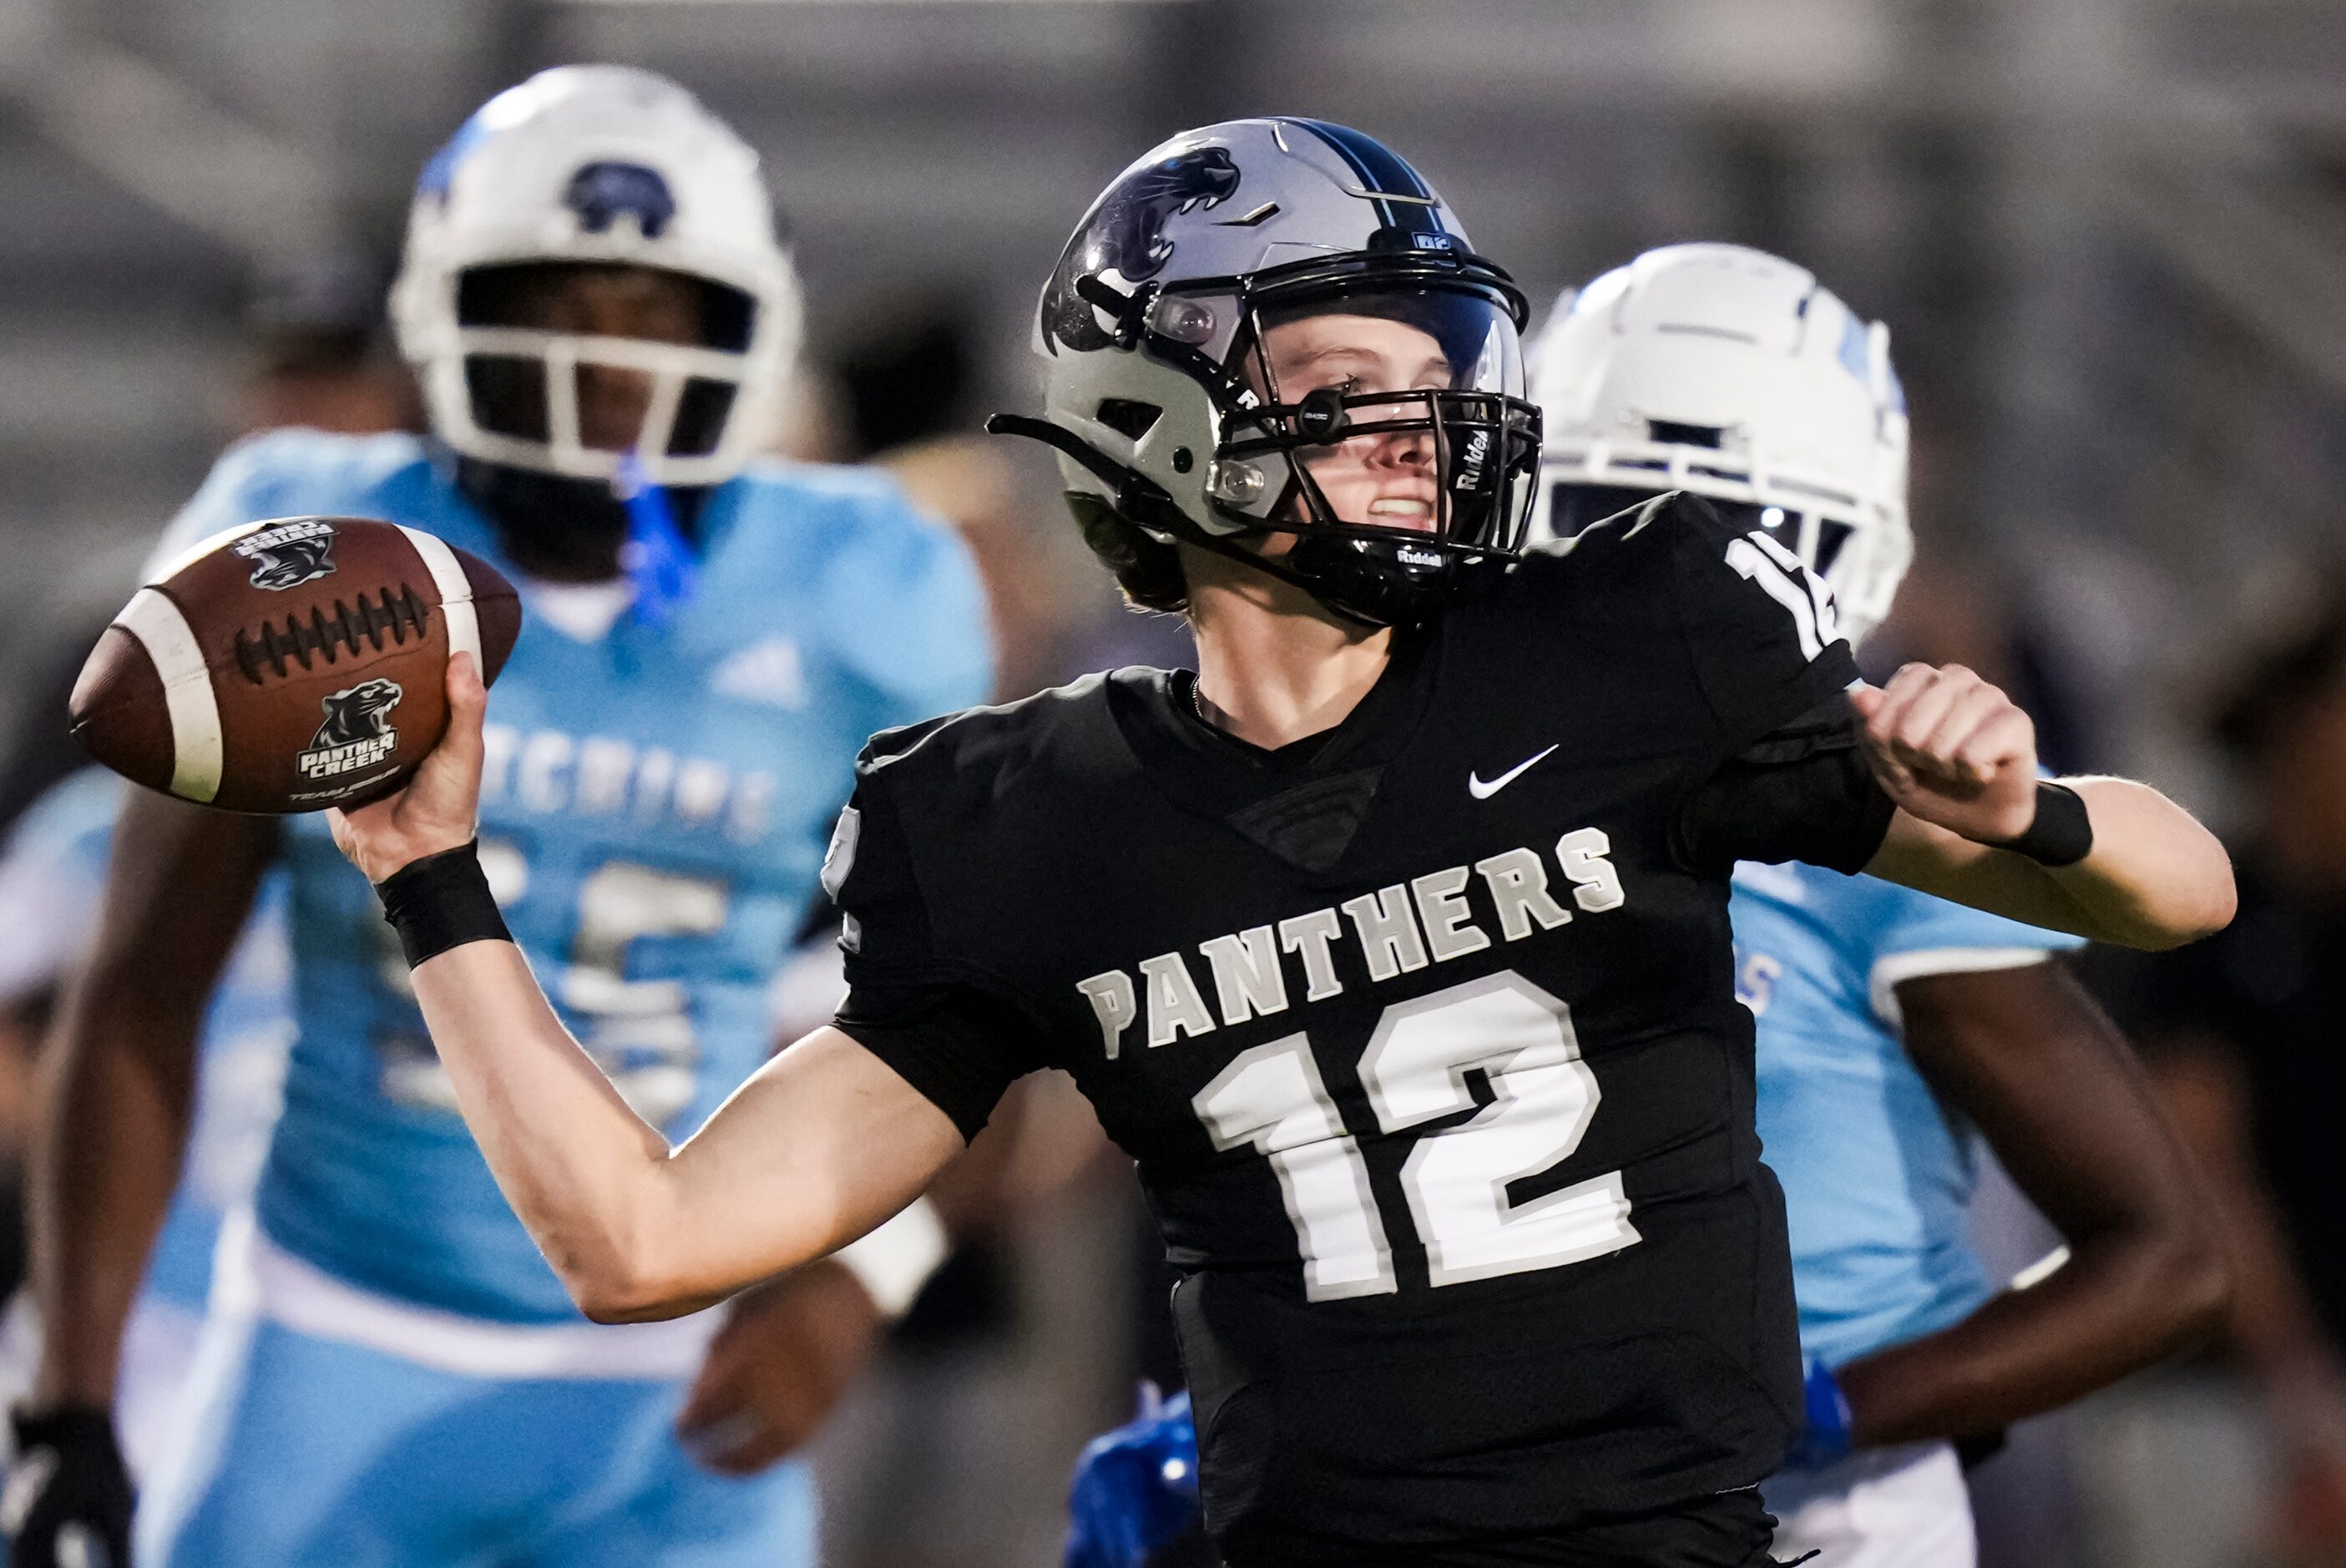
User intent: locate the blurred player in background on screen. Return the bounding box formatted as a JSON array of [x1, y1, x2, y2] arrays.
[[2111, 583, 2346, 1566], [0, 770, 291, 1480], [1535, 243, 2225, 1565], [1059, 242, 2230, 1568], [8, 64, 988, 1568]]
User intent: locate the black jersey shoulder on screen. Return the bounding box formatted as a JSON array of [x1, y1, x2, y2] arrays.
[[1472, 489, 1859, 756], [838, 670, 1140, 995], [856, 668, 1133, 802], [1499, 489, 1735, 601]]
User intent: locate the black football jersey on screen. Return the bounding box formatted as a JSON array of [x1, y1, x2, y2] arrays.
[[830, 494, 1880, 1560]]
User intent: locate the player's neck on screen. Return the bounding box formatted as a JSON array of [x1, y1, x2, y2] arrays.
[[1182, 545, 1392, 751]]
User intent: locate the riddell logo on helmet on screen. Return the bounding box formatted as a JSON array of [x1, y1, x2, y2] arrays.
[[1457, 429, 1491, 487], [299, 680, 402, 780]]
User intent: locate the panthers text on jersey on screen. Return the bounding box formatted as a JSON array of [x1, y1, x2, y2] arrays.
[[151, 429, 991, 1323], [1731, 858, 2084, 1369], [830, 494, 1891, 1560]]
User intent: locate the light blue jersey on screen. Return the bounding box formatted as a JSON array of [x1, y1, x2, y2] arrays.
[[0, 770, 291, 1313], [153, 429, 991, 1324], [1731, 858, 2084, 1369]]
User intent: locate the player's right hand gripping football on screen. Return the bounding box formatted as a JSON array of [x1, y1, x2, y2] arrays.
[[2, 1405, 135, 1568], [328, 652, 488, 884]]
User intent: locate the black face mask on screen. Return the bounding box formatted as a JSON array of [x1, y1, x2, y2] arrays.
[[454, 458, 710, 584]]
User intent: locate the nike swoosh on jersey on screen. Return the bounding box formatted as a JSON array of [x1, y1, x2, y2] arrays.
[[1468, 743, 1560, 800]]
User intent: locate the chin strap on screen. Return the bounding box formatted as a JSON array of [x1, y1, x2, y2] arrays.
[[983, 414, 1395, 629]]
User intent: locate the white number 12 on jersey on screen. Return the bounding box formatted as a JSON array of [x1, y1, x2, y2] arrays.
[[1192, 970, 1641, 1300]]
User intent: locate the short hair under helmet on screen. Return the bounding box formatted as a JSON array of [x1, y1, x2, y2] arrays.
[[1529, 243, 1912, 645], [990, 118, 1542, 629], [391, 65, 802, 489]]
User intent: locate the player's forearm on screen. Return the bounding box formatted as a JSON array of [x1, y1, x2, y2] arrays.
[[1869, 779, 2234, 951], [1835, 1222, 2227, 1445], [407, 939, 704, 1321], [30, 984, 200, 1405], [2051, 777, 2236, 948], [407, 946, 930, 1322]]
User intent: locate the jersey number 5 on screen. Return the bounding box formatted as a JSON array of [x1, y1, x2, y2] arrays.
[[1192, 970, 1641, 1300]]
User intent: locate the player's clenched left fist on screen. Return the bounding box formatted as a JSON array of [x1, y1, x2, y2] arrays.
[[1848, 663, 2040, 845]]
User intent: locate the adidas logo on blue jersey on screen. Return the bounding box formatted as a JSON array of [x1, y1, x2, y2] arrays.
[[710, 637, 807, 711]]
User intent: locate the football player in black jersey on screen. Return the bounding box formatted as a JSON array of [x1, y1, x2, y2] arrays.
[[328, 119, 2235, 1566]]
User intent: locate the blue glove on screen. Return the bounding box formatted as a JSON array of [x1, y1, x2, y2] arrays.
[[1784, 1357, 1854, 1471], [1064, 1382, 1201, 1568]]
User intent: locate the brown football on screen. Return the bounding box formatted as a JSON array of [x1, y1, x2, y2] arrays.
[[68, 517, 521, 814]]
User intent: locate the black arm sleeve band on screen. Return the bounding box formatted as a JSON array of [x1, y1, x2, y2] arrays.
[[833, 984, 1039, 1144], [1994, 781, 2094, 867], [375, 841, 511, 969], [1675, 699, 1898, 874]]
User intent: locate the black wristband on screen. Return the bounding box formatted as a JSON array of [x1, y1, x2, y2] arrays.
[[376, 841, 510, 969], [1996, 781, 2095, 867], [9, 1402, 121, 1456]]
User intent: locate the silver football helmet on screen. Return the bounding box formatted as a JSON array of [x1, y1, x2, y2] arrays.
[[992, 118, 1542, 628]]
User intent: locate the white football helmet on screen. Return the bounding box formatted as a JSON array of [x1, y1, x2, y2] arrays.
[[993, 118, 1541, 628], [390, 66, 801, 488], [1529, 243, 1911, 645]]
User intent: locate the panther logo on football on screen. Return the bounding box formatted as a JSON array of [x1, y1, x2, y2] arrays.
[[234, 520, 339, 591], [298, 679, 403, 781]]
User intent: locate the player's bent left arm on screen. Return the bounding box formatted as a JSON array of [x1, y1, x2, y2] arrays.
[[335, 658, 966, 1323], [1852, 664, 2235, 951]]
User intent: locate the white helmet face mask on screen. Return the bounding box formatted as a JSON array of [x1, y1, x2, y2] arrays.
[[994, 118, 1543, 629], [1528, 243, 1913, 645], [391, 65, 803, 489]]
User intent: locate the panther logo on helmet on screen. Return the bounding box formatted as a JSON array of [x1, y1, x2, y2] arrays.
[[1041, 147, 1241, 355], [563, 161, 678, 240], [233, 519, 339, 592]]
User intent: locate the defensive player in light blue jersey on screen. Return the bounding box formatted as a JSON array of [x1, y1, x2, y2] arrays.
[[0, 770, 291, 1485], [1533, 244, 2226, 1567], [11, 67, 988, 1568]]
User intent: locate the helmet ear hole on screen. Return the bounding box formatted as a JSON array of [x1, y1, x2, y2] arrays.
[[1095, 398, 1163, 441]]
